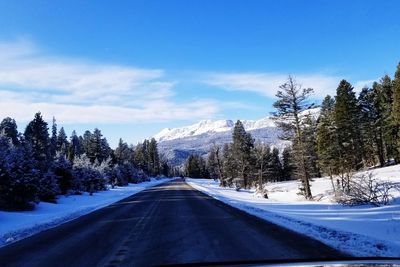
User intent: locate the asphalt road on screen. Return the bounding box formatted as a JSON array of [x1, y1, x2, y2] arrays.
[[0, 179, 344, 266]]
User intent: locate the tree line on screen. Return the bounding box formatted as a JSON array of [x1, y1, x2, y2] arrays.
[[184, 121, 295, 198], [0, 113, 170, 211], [186, 63, 400, 200]]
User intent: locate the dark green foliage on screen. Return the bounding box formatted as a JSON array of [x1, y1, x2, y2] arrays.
[[50, 117, 57, 158], [148, 138, 160, 176], [68, 130, 81, 162], [207, 145, 223, 181], [185, 154, 208, 178], [253, 143, 270, 192], [231, 120, 254, 188], [56, 127, 69, 156], [333, 80, 363, 172], [114, 138, 131, 164], [37, 171, 59, 203], [0, 117, 19, 145], [24, 112, 51, 171], [282, 146, 294, 180], [391, 63, 400, 161], [0, 113, 167, 210], [222, 143, 235, 186], [316, 95, 340, 177], [267, 147, 282, 182], [53, 155, 74, 195]]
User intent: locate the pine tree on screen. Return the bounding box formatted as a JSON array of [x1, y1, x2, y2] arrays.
[[358, 86, 381, 166], [391, 63, 400, 162], [333, 80, 362, 191], [115, 138, 131, 164], [53, 155, 73, 195], [231, 120, 254, 189], [24, 112, 51, 171], [222, 143, 235, 187], [281, 146, 294, 180], [272, 76, 314, 199], [301, 115, 320, 178], [133, 142, 147, 172], [148, 138, 160, 176], [207, 144, 223, 182], [378, 75, 395, 162], [316, 95, 340, 187], [80, 130, 91, 155], [56, 127, 69, 156], [0, 117, 19, 145], [50, 117, 57, 158], [185, 154, 204, 178], [254, 142, 270, 195], [267, 147, 282, 182], [68, 130, 81, 162]]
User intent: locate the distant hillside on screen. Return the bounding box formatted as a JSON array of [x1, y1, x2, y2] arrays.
[[154, 108, 320, 166]]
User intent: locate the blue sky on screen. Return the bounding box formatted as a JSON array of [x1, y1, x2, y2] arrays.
[[0, 0, 399, 147]]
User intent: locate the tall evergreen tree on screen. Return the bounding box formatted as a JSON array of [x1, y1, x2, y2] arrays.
[[253, 142, 270, 193], [148, 138, 160, 176], [56, 127, 69, 156], [0, 117, 19, 145], [267, 147, 282, 182], [50, 117, 57, 158], [316, 95, 340, 183], [391, 63, 400, 162], [378, 75, 396, 161], [207, 144, 223, 182], [115, 138, 131, 164], [68, 130, 81, 162], [281, 146, 294, 180], [231, 120, 254, 189], [222, 143, 235, 187], [358, 86, 382, 166], [333, 80, 362, 191], [272, 76, 314, 199], [24, 112, 51, 170], [133, 142, 147, 172]]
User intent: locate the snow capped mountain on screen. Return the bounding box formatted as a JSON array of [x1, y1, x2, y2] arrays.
[[154, 117, 276, 142], [154, 108, 320, 166]]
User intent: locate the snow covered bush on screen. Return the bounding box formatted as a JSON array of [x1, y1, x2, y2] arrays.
[[72, 154, 107, 195], [336, 172, 400, 206], [0, 137, 40, 210]]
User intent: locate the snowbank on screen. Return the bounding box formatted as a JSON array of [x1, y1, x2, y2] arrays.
[[0, 178, 175, 247], [187, 165, 400, 257]]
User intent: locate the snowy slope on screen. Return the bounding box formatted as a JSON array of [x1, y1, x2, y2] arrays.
[[0, 178, 175, 247], [187, 165, 400, 257], [154, 108, 320, 142], [154, 108, 319, 166]]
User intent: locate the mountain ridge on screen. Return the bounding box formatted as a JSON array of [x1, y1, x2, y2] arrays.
[[153, 108, 320, 166]]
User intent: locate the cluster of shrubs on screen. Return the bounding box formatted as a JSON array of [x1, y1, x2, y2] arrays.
[[0, 137, 148, 211]]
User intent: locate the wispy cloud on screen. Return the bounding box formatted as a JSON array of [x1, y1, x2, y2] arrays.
[[0, 39, 219, 123], [203, 72, 364, 99]]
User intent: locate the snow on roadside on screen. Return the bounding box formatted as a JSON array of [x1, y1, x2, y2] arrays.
[[187, 165, 400, 257], [0, 178, 175, 247]]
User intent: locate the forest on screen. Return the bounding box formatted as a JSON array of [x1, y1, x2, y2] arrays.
[[185, 63, 400, 202], [0, 114, 171, 211]]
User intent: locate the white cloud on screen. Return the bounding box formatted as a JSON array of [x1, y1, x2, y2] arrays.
[[353, 79, 377, 92], [0, 40, 219, 123], [204, 72, 347, 99]]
